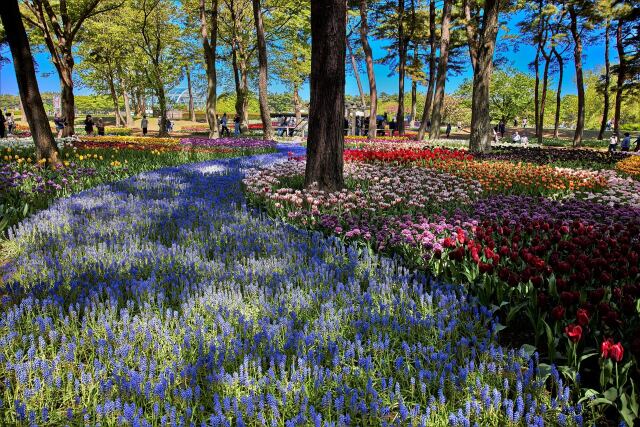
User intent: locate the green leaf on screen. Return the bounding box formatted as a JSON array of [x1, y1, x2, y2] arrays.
[[537, 363, 552, 383], [507, 301, 528, 324], [590, 397, 614, 407], [520, 344, 537, 359], [604, 387, 618, 402]]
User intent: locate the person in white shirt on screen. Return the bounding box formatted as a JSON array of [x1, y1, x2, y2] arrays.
[[521, 133, 528, 146], [609, 134, 618, 152], [512, 130, 521, 143]]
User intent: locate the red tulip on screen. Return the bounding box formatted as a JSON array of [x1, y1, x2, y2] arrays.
[[576, 308, 590, 326], [565, 324, 582, 343], [609, 342, 624, 362], [601, 338, 613, 358], [551, 305, 565, 320]]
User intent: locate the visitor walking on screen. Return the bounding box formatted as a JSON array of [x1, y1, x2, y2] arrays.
[[635, 135, 640, 152], [390, 118, 397, 136], [166, 119, 173, 133], [0, 111, 5, 138], [522, 117, 528, 128], [54, 113, 65, 138], [6, 112, 15, 136], [141, 115, 148, 135], [234, 114, 241, 136], [608, 133, 618, 152], [445, 123, 452, 138], [221, 113, 230, 137], [499, 120, 506, 138], [288, 117, 296, 137], [96, 118, 105, 136], [278, 117, 289, 137], [84, 115, 94, 136], [492, 126, 499, 144], [606, 119, 612, 131], [513, 118, 518, 127], [621, 132, 631, 152]]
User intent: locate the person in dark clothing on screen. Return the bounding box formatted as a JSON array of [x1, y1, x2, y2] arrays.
[[499, 121, 506, 138], [84, 115, 94, 136], [426, 120, 431, 132], [96, 118, 105, 136], [344, 117, 349, 135], [446, 123, 452, 138], [0, 111, 5, 138], [635, 135, 640, 152]]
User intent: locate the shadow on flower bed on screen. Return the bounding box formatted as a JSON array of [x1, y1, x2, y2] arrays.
[[0, 148, 580, 425]]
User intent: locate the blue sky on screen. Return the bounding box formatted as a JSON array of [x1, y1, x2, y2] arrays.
[[0, 12, 612, 100]]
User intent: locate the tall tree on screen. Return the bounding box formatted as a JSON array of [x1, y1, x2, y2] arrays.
[[567, 1, 589, 146], [1, 0, 58, 164], [305, 0, 345, 191], [22, 0, 122, 136], [465, 0, 501, 152], [417, 0, 436, 140], [200, 0, 220, 138], [251, 0, 273, 139], [430, 0, 452, 139], [135, 0, 182, 136], [552, 46, 565, 138], [598, 17, 612, 140], [359, 0, 377, 137], [613, 18, 626, 134]]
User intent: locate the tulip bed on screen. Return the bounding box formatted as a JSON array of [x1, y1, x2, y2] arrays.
[[0, 137, 276, 233], [0, 149, 581, 426], [245, 146, 640, 424]]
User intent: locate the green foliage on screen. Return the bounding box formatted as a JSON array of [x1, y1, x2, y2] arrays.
[[456, 67, 536, 123]]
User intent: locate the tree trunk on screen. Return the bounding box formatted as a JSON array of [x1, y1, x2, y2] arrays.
[[538, 51, 550, 144], [108, 73, 124, 127], [252, 0, 273, 139], [347, 38, 367, 109], [396, 0, 406, 136], [1, 0, 58, 165], [359, 0, 377, 138], [305, 0, 346, 191], [417, 0, 436, 140], [598, 20, 611, 140], [230, 0, 249, 132], [121, 85, 134, 127], [429, 0, 452, 139], [534, 47, 540, 137], [468, 0, 500, 153], [60, 65, 75, 137], [201, 0, 219, 138], [613, 19, 625, 135], [410, 80, 417, 126], [293, 84, 302, 124], [157, 83, 168, 136], [186, 66, 197, 122], [552, 48, 563, 139], [569, 5, 584, 147]]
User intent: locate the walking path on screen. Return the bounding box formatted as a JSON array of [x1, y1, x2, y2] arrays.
[[0, 146, 576, 425]]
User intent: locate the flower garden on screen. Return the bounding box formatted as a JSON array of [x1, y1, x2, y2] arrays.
[[244, 141, 640, 425], [1, 134, 638, 425], [0, 136, 276, 233]]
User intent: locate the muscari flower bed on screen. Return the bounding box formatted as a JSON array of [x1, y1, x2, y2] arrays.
[[244, 147, 640, 425], [0, 150, 579, 425], [0, 138, 277, 234]]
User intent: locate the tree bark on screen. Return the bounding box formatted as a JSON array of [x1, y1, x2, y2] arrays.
[[347, 38, 367, 109], [533, 47, 540, 137], [429, 0, 452, 139], [552, 47, 563, 139], [201, 0, 220, 138], [467, 0, 500, 153], [305, 0, 346, 191], [598, 20, 611, 140], [252, 0, 274, 139], [157, 85, 168, 136], [230, 0, 249, 132], [613, 19, 625, 135], [410, 79, 417, 125], [108, 72, 124, 127], [359, 0, 377, 137], [60, 64, 75, 137], [417, 0, 436, 140], [186, 65, 197, 122], [121, 85, 134, 127], [396, 0, 406, 136], [569, 5, 584, 147], [538, 46, 551, 144], [1, 0, 58, 165], [293, 84, 302, 124]]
